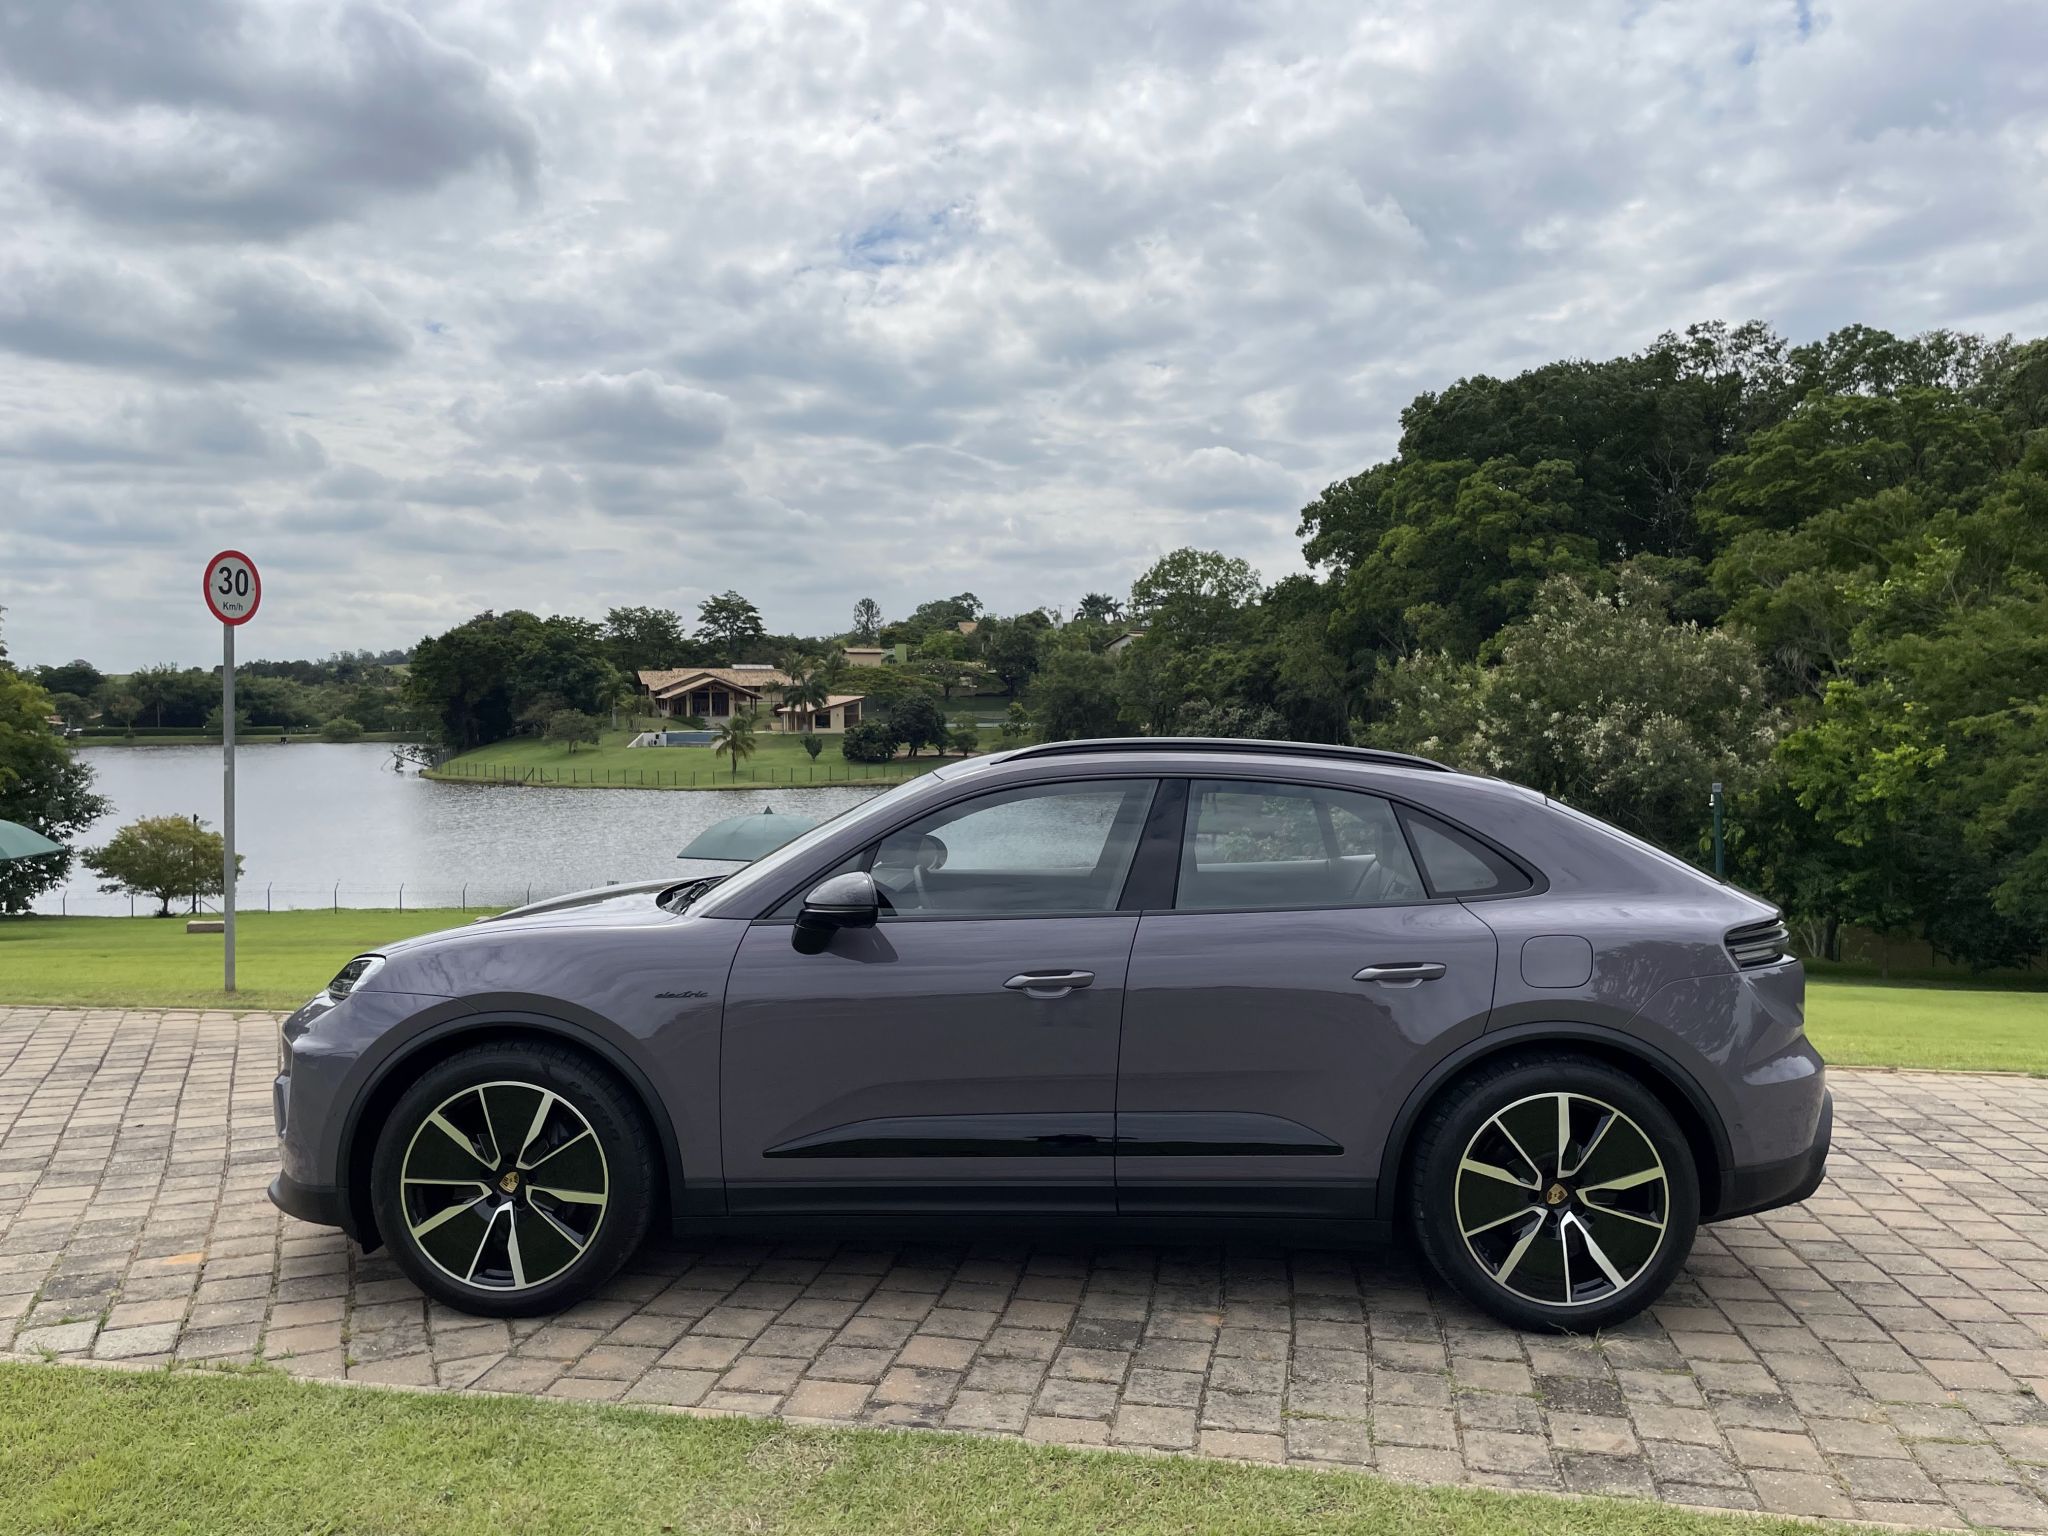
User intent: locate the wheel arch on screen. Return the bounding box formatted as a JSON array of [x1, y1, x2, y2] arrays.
[[1377, 1022, 1731, 1224], [339, 1011, 687, 1250]]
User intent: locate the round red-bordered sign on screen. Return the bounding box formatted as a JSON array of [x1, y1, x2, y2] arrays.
[[203, 550, 262, 625]]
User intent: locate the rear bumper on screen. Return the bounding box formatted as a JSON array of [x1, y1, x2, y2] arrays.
[[268, 1171, 355, 1236], [1711, 1089, 1832, 1222]]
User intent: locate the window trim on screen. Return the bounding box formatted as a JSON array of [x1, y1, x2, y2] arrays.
[[743, 768, 1546, 923]]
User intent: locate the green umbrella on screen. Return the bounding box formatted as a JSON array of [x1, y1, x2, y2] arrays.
[[0, 820, 64, 861]]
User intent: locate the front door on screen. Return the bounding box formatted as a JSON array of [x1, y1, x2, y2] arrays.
[[1117, 777, 1499, 1217], [721, 777, 1159, 1214]]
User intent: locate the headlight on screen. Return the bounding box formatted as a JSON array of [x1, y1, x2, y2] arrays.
[[326, 954, 386, 1000]]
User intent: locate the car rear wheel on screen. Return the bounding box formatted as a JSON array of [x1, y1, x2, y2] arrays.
[[369, 1042, 656, 1317], [1408, 1054, 1698, 1332]]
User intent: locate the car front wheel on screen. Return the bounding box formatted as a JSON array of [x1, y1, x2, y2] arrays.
[[369, 1042, 656, 1316], [1408, 1053, 1699, 1332]]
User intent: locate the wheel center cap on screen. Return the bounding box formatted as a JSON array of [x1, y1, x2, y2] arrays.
[[499, 1170, 522, 1195], [1545, 1182, 1568, 1206]]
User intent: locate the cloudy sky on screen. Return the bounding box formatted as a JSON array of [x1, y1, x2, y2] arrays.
[[2, 0, 2044, 669]]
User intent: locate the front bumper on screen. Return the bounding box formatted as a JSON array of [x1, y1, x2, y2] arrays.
[[1711, 1089, 1832, 1222], [268, 1170, 353, 1232]]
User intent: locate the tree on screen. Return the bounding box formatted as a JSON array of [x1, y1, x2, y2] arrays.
[[601, 606, 694, 676], [800, 733, 823, 761], [545, 709, 602, 753], [948, 722, 980, 756], [712, 712, 759, 780], [1028, 647, 1123, 742], [319, 717, 364, 742], [841, 719, 898, 763], [1177, 699, 1286, 739], [1368, 567, 1781, 858], [85, 815, 235, 917], [1074, 592, 1124, 625], [850, 598, 883, 643], [1000, 700, 1032, 743], [0, 659, 108, 913], [408, 611, 618, 750], [46, 692, 90, 729], [126, 665, 183, 728], [884, 693, 947, 757], [782, 668, 833, 728], [95, 686, 141, 732], [910, 631, 983, 699], [979, 616, 1045, 698], [696, 591, 767, 660], [33, 660, 104, 698], [1129, 548, 1263, 650]]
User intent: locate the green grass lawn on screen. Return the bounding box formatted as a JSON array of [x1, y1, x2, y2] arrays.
[[427, 723, 1002, 790], [0, 909, 485, 1012], [1804, 978, 2048, 1073], [0, 1361, 1854, 1536], [3, 910, 2043, 1071]]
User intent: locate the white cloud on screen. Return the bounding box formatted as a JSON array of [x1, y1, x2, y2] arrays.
[[0, 0, 2045, 666]]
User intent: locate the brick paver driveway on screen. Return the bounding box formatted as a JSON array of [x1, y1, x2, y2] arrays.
[[8, 1007, 2048, 1530]]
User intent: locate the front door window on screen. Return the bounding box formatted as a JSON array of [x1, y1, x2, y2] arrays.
[[866, 779, 1156, 917]]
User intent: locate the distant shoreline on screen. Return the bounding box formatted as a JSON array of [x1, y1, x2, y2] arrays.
[[76, 732, 422, 748]]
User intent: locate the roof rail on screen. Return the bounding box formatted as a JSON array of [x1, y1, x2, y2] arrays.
[[998, 737, 1451, 772]]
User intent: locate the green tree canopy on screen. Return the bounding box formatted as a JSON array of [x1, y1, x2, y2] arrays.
[[1368, 568, 1781, 857], [85, 814, 235, 918], [0, 653, 108, 912], [1128, 548, 1262, 651], [695, 591, 768, 661]]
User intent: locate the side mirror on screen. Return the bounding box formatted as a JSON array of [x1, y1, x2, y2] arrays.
[[792, 871, 879, 954]]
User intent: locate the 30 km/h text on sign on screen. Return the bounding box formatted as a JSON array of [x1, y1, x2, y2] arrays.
[[204, 551, 262, 626], [203, 548, 260, 994]]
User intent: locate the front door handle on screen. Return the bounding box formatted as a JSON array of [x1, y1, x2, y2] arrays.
[[1353, 961, 1447, 987], [1004, 970, 1095, 998]]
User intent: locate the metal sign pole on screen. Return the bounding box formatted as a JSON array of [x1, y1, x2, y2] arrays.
[[224, 620, 236, 992]]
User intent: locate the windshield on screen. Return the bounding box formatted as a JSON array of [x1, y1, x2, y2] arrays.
[[694, 773, 952, 916]]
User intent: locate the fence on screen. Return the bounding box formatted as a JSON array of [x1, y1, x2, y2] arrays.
[[42, 880, 590, 917], [428, 759, 934, 788]]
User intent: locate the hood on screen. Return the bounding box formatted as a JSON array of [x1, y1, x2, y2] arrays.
[[463, 878, 700, 932], [368, 881, 693, 963]]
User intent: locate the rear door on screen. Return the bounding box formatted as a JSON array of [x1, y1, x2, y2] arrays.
[[1116, 777, 1498, 1217]]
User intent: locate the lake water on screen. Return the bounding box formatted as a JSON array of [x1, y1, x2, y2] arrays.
[[36, 744, 882, 915]]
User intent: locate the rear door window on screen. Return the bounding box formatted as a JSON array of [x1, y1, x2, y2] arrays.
[[1176, 780, 1426, 911]]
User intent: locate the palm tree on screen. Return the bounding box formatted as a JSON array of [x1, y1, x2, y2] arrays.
[[782, 668, 832, 733], [713, 712, 759, 781]]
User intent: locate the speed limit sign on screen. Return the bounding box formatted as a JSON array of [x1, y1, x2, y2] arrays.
[[203, 548, 260, 994], [204, 550, 261, 624]]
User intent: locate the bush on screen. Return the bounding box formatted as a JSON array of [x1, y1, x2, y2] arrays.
[[319, 717, 364, 743], [841, 720, 898, 763], [800, 733, 823, 761], [85, 815, 240, 917]]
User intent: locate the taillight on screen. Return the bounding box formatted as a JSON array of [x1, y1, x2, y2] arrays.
[[1725, 918, 1790, 970]]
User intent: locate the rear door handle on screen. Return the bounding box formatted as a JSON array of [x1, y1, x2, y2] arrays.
[[1005, 970, 1095, 998], [1353, 962, 1447, 987]]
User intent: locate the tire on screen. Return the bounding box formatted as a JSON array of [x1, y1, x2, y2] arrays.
[[1407, 1053, 1698, 1332], [369, 1041, 657, 1317]]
